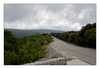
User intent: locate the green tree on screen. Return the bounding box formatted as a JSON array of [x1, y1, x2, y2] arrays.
[[84, 28, 96, 48], [51, 22, 96, 49], [4, 30, 19, 52], [67, 33, 79, 44]]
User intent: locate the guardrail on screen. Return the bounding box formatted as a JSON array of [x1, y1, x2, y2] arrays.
[[24, 57, 67, 65]]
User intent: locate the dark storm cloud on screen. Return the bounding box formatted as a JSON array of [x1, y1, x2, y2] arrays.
[[4, 4, 96, 31]]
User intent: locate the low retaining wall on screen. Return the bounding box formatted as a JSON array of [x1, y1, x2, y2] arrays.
[[24, 57, 67, 65]]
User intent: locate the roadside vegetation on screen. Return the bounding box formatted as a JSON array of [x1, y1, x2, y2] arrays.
[[51, 22, 96, 48], [4, 30, 52, 65]]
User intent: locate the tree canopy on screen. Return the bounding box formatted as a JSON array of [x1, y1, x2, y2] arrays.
[[51, 22, 96, 48], [4, 30, 52, 65]]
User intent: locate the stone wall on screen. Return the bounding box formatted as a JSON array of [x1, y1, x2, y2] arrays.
[[24, 57, 67, 65]]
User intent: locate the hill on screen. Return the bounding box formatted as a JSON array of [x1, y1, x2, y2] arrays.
[[4, 28, 65, 38]]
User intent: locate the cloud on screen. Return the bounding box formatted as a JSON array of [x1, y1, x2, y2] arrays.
[[4, 5, 32, 22], [4, 4, 96, 31], [47, 4, 66, 13]]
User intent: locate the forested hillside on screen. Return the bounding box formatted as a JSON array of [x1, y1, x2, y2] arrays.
[[4, 30, 53, 65], [4, 29, 65, 38], [51, 22, 96, 48]]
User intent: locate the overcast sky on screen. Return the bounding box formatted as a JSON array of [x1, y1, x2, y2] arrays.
[[4, 4, 96, 31]]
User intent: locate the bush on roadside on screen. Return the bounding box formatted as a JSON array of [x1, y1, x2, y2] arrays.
[[4, 30, 52, 65]]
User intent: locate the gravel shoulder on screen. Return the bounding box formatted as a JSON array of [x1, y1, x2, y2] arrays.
[[34, 45, 63, 62]]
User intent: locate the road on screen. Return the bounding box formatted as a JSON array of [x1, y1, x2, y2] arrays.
[[49, 37, 96, 65]]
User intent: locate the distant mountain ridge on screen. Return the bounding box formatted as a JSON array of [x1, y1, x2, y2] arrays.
[[4, 28, 65, 38]]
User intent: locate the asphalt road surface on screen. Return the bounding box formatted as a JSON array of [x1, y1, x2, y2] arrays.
[[50, 37, 96, 65]]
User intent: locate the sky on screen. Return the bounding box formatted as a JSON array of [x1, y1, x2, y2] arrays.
[[4, 4, 96, 31]]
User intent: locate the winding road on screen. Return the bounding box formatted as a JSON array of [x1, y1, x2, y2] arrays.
[[50, 37, 96, 65]]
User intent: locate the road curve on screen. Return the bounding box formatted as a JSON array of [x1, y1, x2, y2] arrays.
[[49, 37, 96, 65]]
